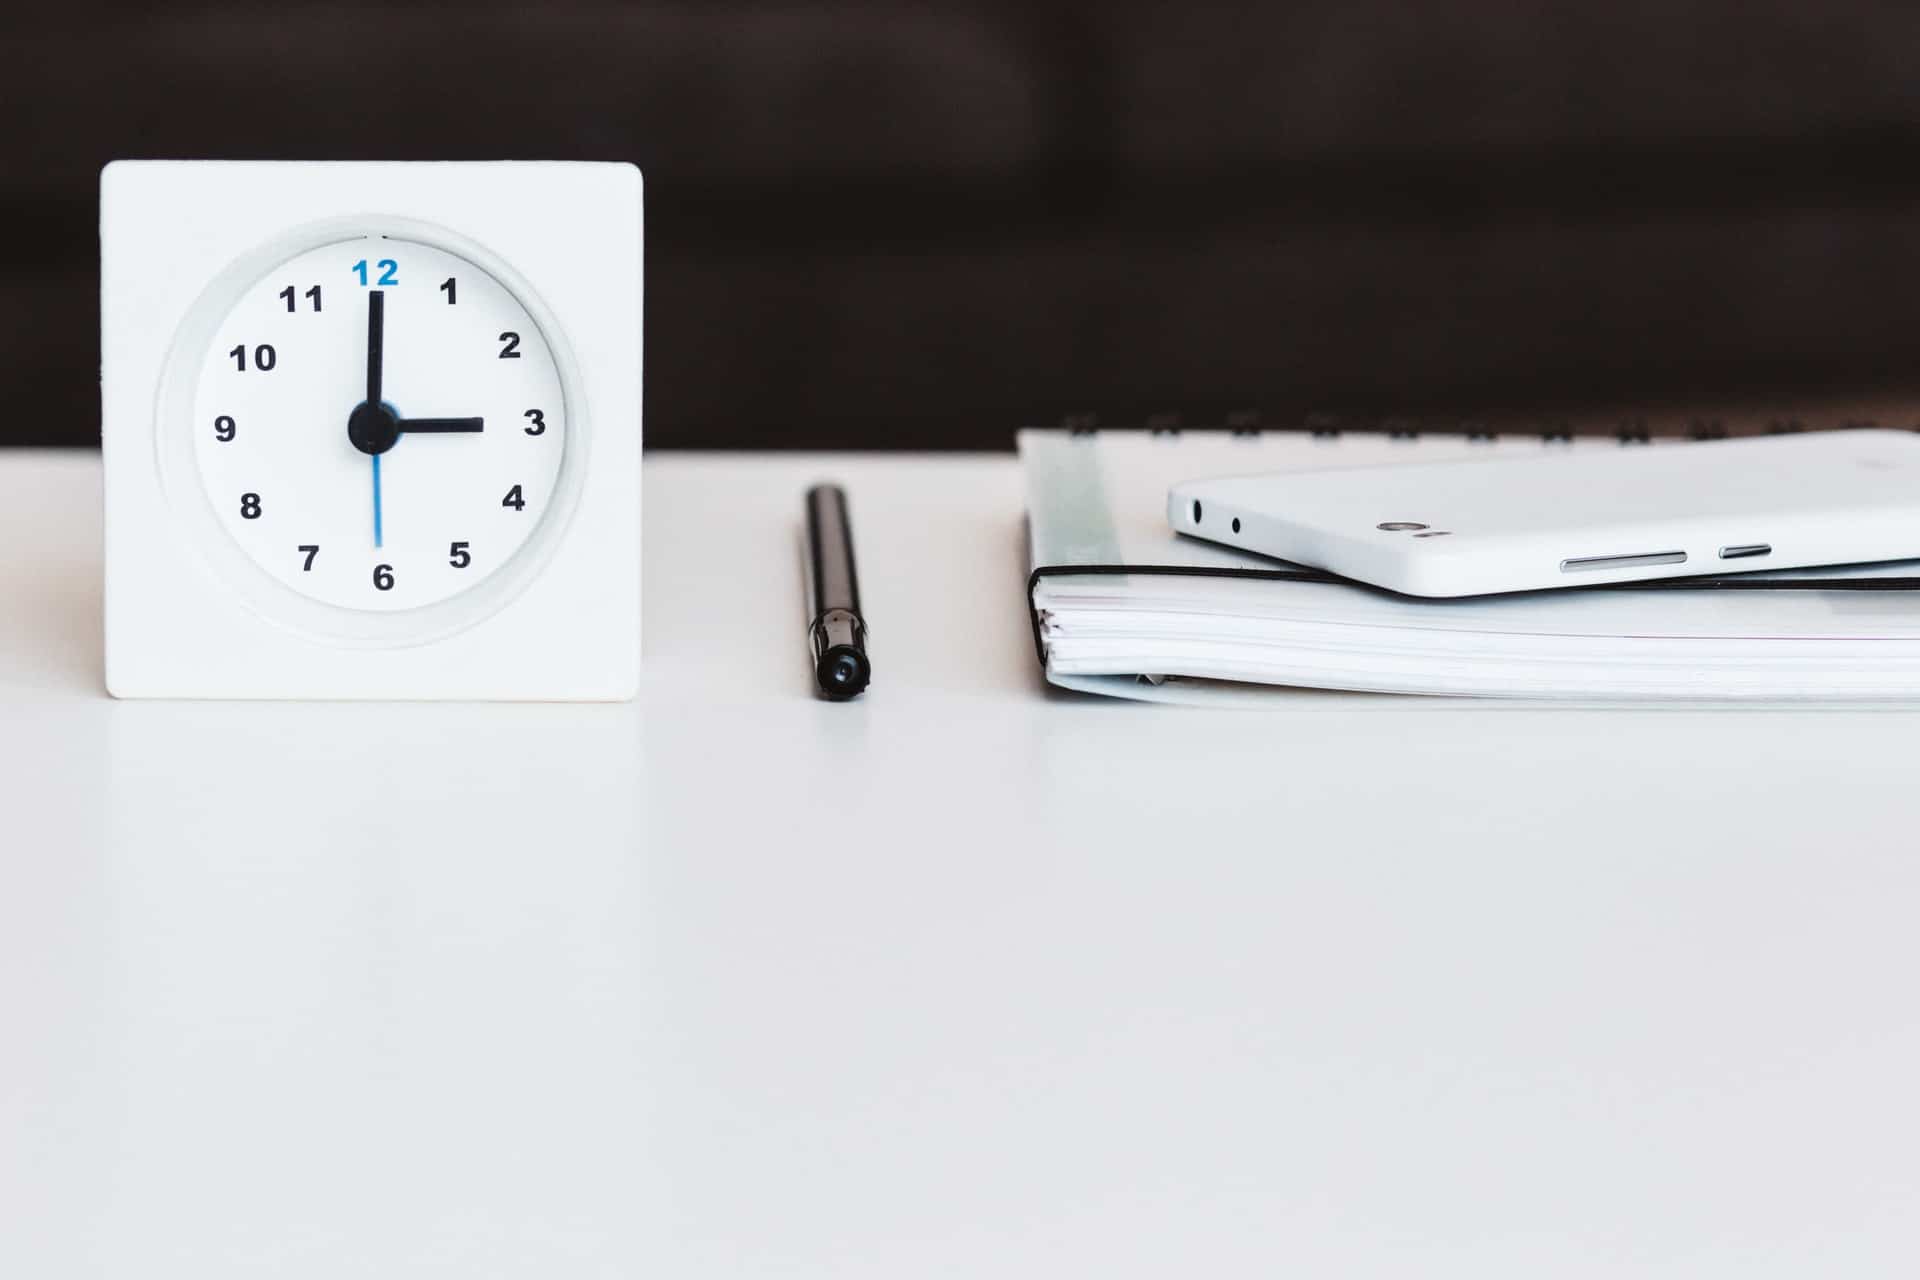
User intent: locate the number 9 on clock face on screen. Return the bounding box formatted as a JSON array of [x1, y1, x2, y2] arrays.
[[192, 236, 566, 611]]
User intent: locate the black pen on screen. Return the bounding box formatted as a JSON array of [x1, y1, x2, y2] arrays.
[[805, 484, 872, 699]]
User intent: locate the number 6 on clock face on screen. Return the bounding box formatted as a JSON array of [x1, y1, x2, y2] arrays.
[[193, 236, 565, 612]]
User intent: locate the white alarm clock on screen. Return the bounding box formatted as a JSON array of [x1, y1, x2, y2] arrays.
[[101, 161, 642, 699]]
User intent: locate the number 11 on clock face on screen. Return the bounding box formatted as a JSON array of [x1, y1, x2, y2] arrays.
[[191, 235, 568, 613]]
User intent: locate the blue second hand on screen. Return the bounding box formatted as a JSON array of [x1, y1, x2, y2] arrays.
[[373, 453, 384, 549]]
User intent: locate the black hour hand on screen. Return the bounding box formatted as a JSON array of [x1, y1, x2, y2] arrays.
[[398, 417, 484, 434]]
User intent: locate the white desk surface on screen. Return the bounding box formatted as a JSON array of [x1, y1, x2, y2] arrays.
[[4, 448, 1920, 1277]]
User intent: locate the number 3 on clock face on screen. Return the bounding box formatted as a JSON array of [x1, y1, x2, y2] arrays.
[[192, 236, 566, 613]]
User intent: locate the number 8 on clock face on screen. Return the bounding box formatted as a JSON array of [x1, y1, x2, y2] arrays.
[[193, 237, 565, 611]]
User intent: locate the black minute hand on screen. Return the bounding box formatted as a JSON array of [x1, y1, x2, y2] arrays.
[[366, 289, 384, 405], [347, 291, 399, 457], [397, 418, 485, 433]]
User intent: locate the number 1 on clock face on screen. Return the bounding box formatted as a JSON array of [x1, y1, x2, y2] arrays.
[[191, 236, 567, 613]]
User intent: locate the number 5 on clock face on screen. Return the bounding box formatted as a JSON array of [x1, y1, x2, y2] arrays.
[[192, 236, 566, 613]]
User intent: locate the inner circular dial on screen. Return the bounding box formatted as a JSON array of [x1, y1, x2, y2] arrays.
[[192, 235, 566, 612]]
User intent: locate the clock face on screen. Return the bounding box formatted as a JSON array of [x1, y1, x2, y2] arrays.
[[191, 235, 566, 612]]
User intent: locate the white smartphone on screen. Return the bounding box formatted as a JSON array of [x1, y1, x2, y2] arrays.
[[1168, 428, 1920, 597]]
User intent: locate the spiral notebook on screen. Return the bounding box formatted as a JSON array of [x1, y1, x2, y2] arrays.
[[1019, 406, 1920, 704]]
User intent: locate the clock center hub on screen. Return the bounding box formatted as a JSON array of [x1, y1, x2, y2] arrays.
[[348, 400, 401, 456]]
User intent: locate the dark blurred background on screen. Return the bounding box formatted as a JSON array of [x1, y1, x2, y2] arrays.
[[9, 1, 1920, 449]]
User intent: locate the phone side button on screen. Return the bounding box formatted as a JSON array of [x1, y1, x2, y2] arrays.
[[1560, 551, 1688, 573]]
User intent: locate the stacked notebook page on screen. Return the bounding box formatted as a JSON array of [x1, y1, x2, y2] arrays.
[[1020, 422, 1920, 704]]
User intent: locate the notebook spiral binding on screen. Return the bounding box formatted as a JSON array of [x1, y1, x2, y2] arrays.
[[1055, 408, 1912, 442]]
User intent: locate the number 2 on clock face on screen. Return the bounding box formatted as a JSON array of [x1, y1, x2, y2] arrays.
[[191, 236, 566, 613]]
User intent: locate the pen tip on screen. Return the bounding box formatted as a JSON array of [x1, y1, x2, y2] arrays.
[[816, 647, 871, 699]]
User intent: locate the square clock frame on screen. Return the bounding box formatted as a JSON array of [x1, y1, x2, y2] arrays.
[[101, 161, 642, 700]]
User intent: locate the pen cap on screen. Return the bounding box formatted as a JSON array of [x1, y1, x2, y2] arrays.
[[806, 484, 861, 617], [805, 483, 869, 698]]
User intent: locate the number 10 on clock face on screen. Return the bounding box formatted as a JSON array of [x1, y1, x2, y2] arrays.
[[192, 236, 566, 612]]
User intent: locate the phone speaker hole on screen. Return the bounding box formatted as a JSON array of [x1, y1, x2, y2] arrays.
[[1719, 543, 1772, 560]]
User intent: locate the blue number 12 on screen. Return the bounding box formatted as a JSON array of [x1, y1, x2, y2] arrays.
[[353, 259, 399, 287]]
